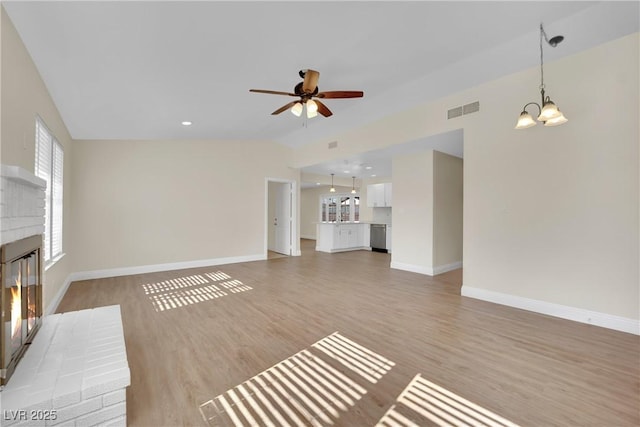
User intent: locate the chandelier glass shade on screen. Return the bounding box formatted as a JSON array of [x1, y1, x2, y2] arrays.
[[515, 24, 568, 130]]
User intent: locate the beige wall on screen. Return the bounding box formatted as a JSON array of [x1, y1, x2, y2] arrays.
[[71, 139, 297, 272], [390, 149, 462, 273], [267, 181, 278, 250], [294, 33, 639, 322], [433, 151, 463, 266], [1, 7, 74, 311], [392, 150, 434, 271], [462, 33, 638, 319]]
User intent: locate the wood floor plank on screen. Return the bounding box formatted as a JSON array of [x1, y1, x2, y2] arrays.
[[56, 240, 640, 426]]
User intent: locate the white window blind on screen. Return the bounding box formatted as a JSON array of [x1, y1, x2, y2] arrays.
[[35, 117, 64, 263]]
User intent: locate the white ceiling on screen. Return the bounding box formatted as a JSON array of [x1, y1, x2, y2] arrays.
[[3, 1, 639, 181]]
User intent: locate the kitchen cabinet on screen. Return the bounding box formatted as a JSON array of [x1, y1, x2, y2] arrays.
[[384, 183, 392, 206], [316, 223, 370, 253], [336, 224, 359, 249], [366, 183, 392, 207]]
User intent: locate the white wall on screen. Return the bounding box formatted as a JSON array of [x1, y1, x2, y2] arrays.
[[1, 7, 74, 311], [71, 139, 298, 273], [293, 33, 639, 329]]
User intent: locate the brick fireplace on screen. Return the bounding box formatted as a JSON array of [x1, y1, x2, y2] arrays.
[[0, 165, 46, 386], [0, 165, 131, 426]]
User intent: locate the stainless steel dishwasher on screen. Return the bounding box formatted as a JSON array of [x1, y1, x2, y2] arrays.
[[370, 224, 387, 253]]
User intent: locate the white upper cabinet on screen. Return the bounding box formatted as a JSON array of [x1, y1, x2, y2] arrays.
[[384, 183, 392, 206], [366, 183, 392, 207]]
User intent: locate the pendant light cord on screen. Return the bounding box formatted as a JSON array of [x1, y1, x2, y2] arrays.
[[539, 24, 545, 90]]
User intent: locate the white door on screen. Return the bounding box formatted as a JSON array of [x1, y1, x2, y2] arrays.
[[274, 182, 291, 255]]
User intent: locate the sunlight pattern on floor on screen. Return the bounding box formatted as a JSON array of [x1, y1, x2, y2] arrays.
[[142, 271, 252, 312], [218, 279, 253, 293], [375, 374, 520, 427], [200, 332, 396, 427], [142, 274, 209, 294], [311, 332, 395, 384]]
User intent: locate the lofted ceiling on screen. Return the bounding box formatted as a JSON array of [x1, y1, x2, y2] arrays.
[[3, 1, 639, 180]]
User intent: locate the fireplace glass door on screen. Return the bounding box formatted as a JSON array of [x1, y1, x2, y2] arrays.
[[26, 252, 38, 335], [1, 235, 43, 386], [5, 252, 38, 361]]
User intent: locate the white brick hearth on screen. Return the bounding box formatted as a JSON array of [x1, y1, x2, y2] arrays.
[[0, 305, 130, 426], [0, 165, 46, 246]]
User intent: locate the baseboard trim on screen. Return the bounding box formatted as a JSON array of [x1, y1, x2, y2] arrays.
[[316, 246, 370, 254], [390, 260, 462, 276], [461, 286, 639, 335], [390, 261, 434, 276], [45, 274, 74, 315], [71, 254, 266, 282], [433, 261, 463, 275]]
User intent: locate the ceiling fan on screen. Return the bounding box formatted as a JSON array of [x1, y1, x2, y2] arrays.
[[249, 69, 364, 118]]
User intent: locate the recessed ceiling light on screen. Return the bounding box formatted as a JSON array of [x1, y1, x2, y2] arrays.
[[344, 170, 350, 174], [371, 174, 377, 177], [365, 166, 373, 170], [181, 121, 192, 126], [316, 182, 321, 185]]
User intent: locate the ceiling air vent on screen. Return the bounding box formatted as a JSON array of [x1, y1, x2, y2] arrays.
[[447, 106, 463, 119], [463, 101, 480, 115], [328, 141, 338, 149], [448, 101, 480, 119]]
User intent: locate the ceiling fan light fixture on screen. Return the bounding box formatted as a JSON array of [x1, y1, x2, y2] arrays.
[[250, 69, 363, 119], [291, 102, 303, 117], [306, 99, 318, 113]]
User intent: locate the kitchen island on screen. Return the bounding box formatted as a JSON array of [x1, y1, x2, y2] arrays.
[[315, 222, 371, 253]]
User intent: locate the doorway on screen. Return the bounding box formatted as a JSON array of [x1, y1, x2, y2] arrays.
[[266, 179, 297, 257]]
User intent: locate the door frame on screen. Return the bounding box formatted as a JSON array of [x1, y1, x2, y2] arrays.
[[264, 178, 300, 257]]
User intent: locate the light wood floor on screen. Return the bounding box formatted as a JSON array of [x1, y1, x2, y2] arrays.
[[57, 239, 639, 427]]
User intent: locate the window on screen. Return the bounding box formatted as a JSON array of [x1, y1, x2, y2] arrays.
[[319, 194, 359, 222], [35, 117, 64, 264]]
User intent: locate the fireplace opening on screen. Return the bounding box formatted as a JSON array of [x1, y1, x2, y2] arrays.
[[1, 235, 43, 387]]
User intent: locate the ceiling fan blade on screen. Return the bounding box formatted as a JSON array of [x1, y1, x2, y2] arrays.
[[250, 89, 297, 96], [271, 101, 299, 115], [302, 69, 320, 93], [315, 100, 333, 117], [316, 91, 364, 99]]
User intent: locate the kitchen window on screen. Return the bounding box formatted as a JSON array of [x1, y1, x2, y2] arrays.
[[320, 194, 359, 222]]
